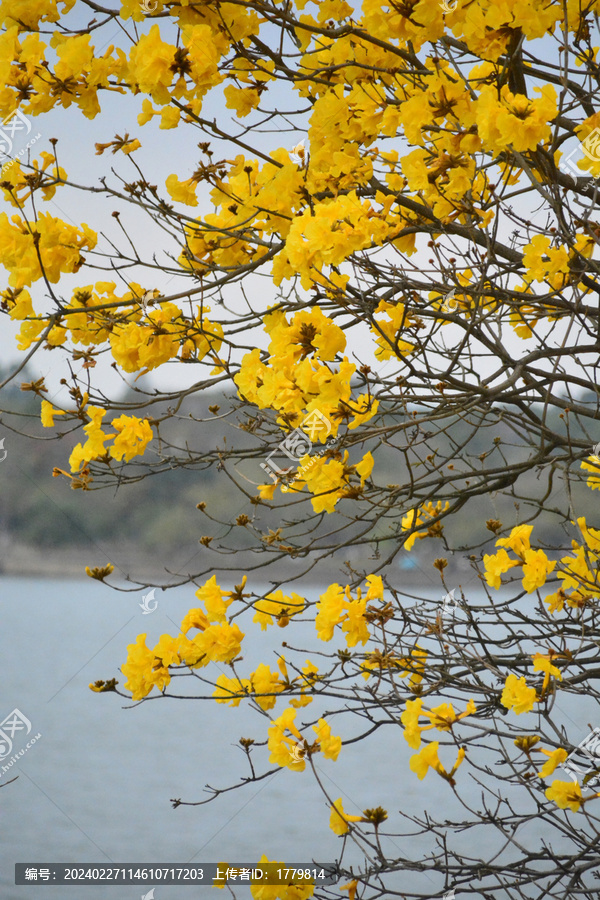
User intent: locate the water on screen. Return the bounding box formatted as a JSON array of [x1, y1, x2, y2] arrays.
[[0, 577, 597, 899]]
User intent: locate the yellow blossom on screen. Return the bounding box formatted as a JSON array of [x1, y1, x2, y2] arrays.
[[496, 524, 534, 558], [195, 575, 232, 623], [329, 798, 362, 835], [521, 549, 555, 593], [268, 707, 305, 772], [40, 400, 67, 427], [109, 414, 153, 462], [313, 718, 342, 760], [250, 663, 285, 711], [501, 673, 537, 715], [213, 674, 250, 707], [483, 548, 519, 589], [253, 590, 305, 630], [538, 748, 569, 779], [545, 780, 583, 812]]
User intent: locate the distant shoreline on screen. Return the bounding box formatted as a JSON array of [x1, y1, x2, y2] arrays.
[[0, 540, 467, 589]]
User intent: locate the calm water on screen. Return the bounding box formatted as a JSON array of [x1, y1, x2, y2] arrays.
[[0, 576, 596, 899]]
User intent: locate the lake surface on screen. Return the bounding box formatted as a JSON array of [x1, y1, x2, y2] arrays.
[[1, 576, 597, 899]]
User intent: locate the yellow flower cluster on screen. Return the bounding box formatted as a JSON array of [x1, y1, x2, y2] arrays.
[[234, 307, 373, 437], [315, 575, 384, 645], [0, 210, 96, 291], [401, 501, 449, 552], [483, 524, 555, 593], [253, 590, 306, 630], [544, 517, 600, 613], [267, 707, 341, 772], [64, 406, 153, 473], [361, 644, 427, 689], [409, 742, 466, 784], [116, 577, 246, 701], [401, 698, 477, 749], [214, 658, 319, 712]]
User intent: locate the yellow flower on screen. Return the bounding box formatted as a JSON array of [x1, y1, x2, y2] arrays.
[[354, 451, 374, 487], [501, 673, 537, 715], [496, 524, 533, 558], [545, 779, 583, 812], [483, 548, 519, 589], [364, 574, 384, 601], [182, 23, 221, 88], [581, 456, 600, 491], [521, 549, 555, 593], [313, 718, 342, 760], [410, 741, 465, 782], [213, 674, 250, 707], [192, 622, 244, 665], [531, 652, 563, 696], [180, 607, 210, 634], [109, 414, 153, 462], [165, 173, 198, 207], [153, 634, 180, 667], [290, 659, 319, 708], [195, 575, 231, 623], [341, 590, 370, 648], [476, 84, 557, 155], [250, 663, 285, 711], [265, 306, 346, 363], [122, 633, 171, 701], [401, 697, 423, 749], [69, 405, 113, 472], [401, 501, 448, 551], [402, 698, 476, 749], [347, 394, 379, 431], [315, 582, 345, 641], [253, 590, 305, 630], [40, 400, 67, 427], [410, 741, 443, 780], [127, 24, 175, 102], [329, 798, 362, 835], [400, 644, 427, 688], [258, 482, 277, 500], [340, 880, 358, 900], [224, 84, 261, 118], [544, 589, 567, 614], [268, 707, 305, 772], [538, 748, 568, 779]]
